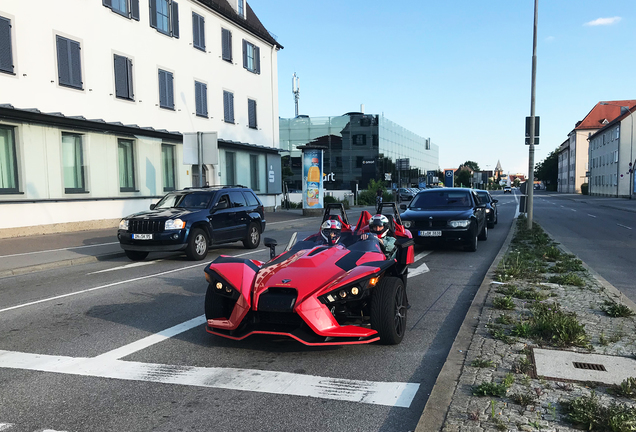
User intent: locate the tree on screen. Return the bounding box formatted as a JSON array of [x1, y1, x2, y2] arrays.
[[455, 169, 472, 187], [460, 161, 480, 171], [535, 147, 559, 191]]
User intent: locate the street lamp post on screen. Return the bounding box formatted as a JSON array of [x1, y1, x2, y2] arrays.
[[600, 102, 635, 199], [527, 0, 538, 229]]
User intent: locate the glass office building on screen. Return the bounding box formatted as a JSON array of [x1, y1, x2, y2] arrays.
[[279, 114, 439, 191]]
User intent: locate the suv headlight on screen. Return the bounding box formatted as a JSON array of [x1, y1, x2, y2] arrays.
[[448, 220, 471, 228], [165, 218, 186, 230], [119, 219, 129, 230], [402, 220, 413, 229]]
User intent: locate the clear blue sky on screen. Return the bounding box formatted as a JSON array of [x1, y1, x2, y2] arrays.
[[248, 0, 635, 176]]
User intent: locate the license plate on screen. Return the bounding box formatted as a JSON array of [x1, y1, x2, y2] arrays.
[[132, 233, 152, 240], [419, 230, 442, 237]]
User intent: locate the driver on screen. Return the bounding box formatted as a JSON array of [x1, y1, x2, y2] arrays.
[[361, 214, 396, 258], [320, 219, 343, 246]]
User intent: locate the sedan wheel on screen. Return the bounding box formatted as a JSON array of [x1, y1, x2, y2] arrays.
[[465, 226, 478, 252]]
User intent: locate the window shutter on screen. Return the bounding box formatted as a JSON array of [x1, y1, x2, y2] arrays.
[[130, 0, 140, 20], [248, 99, 257, 128], [171, 1, 179, 38], [56, 36, 71, 86], [158, 70, 167, 107], [103, 0, 112, 7], [192, 13, 200, 48], [69, 40, 82, 88], [254, 45, 260, 74], [242, 39, 247, 69], [222, 29, 231, 61], [127, 58, 134, 99], [167, 71, 174, 108], [199, 15, 205, 50], [149, 0, 157, 29], [202, 83, 207, 116], [228, 92, 234, 123], [223, 91, 229, 121], [114, 54, 128, 98], [195, 81, 202, 115], [0, 17, 13, 74]]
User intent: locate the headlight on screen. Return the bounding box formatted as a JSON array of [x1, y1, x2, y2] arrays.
[[486, 209, 491, 213], [165, 218, 186, 230], [119, 219, 129, 230], [320, 277, 379, 304], [448, 220, 471, 228], [402, 220, 413, 229]]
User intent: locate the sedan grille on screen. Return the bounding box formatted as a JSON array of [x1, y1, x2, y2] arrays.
[[129, 219, 165, 233], [412, 219, 447, 229]]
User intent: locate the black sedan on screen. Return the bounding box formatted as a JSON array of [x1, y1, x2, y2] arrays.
[[399, 188, 488, 251], [475, 189, 498, 229]]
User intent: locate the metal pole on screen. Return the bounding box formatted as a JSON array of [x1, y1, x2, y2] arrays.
[[527, 0, 538, 229], [197, 131, 203, 187], [630, 110, 634, 199]]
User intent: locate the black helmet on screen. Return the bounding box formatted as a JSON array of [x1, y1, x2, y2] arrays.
[[321, 219, 342, 246], [369, 214, 389, 238]]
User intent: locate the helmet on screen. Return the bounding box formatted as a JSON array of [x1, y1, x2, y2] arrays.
[[321, 219, 342, 246], [369, 214, 389, 238]]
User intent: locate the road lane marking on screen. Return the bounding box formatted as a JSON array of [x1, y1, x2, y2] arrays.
[[588, 214, 597, 218], [408, 263, 430, 278], [414, 251, 432, 262], [570, 209, 576, 212], [0, 424, 14, 431], [0, 242, 120, 258], [617, 224, 633, 230], [267, 218, 312, 225], [87, 260, 159, 275], [0, 349, 419, 407]]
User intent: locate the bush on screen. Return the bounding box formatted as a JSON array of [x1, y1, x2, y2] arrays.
[[581, 183, 589, 195]]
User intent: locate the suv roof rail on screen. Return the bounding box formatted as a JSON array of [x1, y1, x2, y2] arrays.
[[182, 184, 248, 190]]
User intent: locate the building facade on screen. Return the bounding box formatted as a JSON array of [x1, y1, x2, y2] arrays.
[[0, 0, 282, 235], [279, 113, 439, 191]]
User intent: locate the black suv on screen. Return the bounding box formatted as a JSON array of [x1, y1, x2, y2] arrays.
[[118, 186, 265, 261]]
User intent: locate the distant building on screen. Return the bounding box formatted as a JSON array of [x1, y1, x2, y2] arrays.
[[0, 0, 283, 235], [279, 113, 439, 191]]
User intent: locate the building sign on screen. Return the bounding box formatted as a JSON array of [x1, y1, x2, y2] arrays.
[[302, 149, 323, 208], [444, 169, 454, 187], [266, 153, 282, 194]]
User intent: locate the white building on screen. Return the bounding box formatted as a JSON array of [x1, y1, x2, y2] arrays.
[[0, 0, 282, 237]]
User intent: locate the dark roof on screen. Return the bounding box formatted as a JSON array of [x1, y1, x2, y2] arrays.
[[195, 0, 282, 49]]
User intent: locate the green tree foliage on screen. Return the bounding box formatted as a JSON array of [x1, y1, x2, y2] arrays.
[[455, 169, 472, 187], [535, 147, 559, 191], [461, 161, 481, 171], [357, 179, 394, 205]]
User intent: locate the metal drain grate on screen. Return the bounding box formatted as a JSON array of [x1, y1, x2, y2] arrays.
[[573, 362, 606, 372]]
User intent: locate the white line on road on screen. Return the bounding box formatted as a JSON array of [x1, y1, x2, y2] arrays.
[[408, 262, 430, 278], [617, 223, 633, 230], [0, 349, 419, 407], [414, 251, 432, 262], [588, 214, 597, 218], [87, 260, 159, 275], [267, 218, 312, 225], [0, 424, 14, 431], [0, 242, 120, 258]]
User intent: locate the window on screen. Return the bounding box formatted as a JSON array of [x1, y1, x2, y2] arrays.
[[250, 154, 259, 191], [192, 12, 205, 51], [225, 151, 235, 185], [230, 191, 246, 207], [114, 54, 134, 100], [118, 139, 136, 191], [0, 16, 14, 74], [62, 133, 86, 193], [150, 0, 179, 38], [158, 69, 174, 110], [356, 156, 363, 168], [242, 40, 260, 73], [103, 0, 140, 20], [0, 125, 19, 193], [244, 191, 259, 206], [161, 144, 175, 191], [56, 35, 83, 90], [248, 98, 257, 128], [352, 134, 366, 146], [237, 0, 245, 18], [195, 81, 208, 117], [221, 28, 232, 62], [223, 90, 234, 123]]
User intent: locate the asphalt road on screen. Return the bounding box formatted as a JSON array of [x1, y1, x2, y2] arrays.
[[532, 191, 636, 303], [0, 195, 519, 432]]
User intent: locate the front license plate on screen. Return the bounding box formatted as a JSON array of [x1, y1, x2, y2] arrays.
[[419, 230, 442, 237], [132, 233, 152, 240]]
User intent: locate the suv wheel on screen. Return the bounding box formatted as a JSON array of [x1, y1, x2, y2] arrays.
[[243, 222, 260, 249], [125, 250, 148, 261], [186, 228, 209, 260]]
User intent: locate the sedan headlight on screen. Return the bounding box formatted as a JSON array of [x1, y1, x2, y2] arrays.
[[119, 219, 129, 230], [402, 220, 413, 229], [448, 220, 471, 228], [165, 218, 186, 230], [486, 208, 491, 213]]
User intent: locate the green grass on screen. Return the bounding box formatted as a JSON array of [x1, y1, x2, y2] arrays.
[[601, 300, 635, 318], [528, 302, 590, 347], [562, 391, 636, 431], [471, 358, 494, 368], [548, 273, 585, 287], [472, 374, 515, 397], [493, 296, 516, 310]]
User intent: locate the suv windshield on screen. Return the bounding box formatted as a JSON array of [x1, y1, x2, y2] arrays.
[[155, 192, 212, 209], [410, 191, 472, 209]]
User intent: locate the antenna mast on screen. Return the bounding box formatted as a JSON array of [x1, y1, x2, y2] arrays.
[[292, 72, 300, 117]]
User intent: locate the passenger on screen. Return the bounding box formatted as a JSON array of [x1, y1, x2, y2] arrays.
[[320, 219, 343, 247], [361, 214, 396, 258]]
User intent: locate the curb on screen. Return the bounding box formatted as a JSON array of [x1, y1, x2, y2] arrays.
[[0, 252, 126, 279], [414, 218, 518, 432]]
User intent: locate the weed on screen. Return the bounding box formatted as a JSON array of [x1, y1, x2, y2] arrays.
[[562, 391, 636, 430], [608, 377, 636, 399], [599, 332, 608, 346], [529, 302, 590, 347], [510, 392, 535, 406], [512, 356, 533, 375], [496, 314, 513, 325], [601, 300, 635, 318], [472, 381, 509, 397], [548, 273, 585, 287], [512, 321, 533, 337], [553, 258, 585, 273], [493, 296, 516, 310], [543, 245, 562, 262], [471, 358, 494, 368]]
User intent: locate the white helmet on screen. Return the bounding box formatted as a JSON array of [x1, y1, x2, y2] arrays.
[[369, 214, 390, 238], [321, 219, 342, 246]]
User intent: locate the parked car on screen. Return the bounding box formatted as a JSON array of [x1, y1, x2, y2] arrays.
[[397, 188, 416, 201], [399, 188, 488, 251], [475, 189, 498, 229], [118, 186, 265, 261], [503, 186, 512, 194]]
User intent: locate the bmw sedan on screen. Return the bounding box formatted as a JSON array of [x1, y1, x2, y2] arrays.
[[400, 188, 488, 251], [475, 189, 498, 229]]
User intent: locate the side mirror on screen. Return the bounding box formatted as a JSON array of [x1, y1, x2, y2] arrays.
[[492, 199, 499, 203], [264, 237, 278, 259], [400, 204, 407, 210], [150, 204, 156, 210]]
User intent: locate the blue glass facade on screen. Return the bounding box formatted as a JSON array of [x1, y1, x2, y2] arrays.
[[279, 114, 439, 191]]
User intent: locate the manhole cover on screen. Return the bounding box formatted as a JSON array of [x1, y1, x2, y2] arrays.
[[533, 348, 636, 385]]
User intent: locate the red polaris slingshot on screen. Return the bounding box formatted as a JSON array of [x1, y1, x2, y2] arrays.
[[204, 203, 415, 346]]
